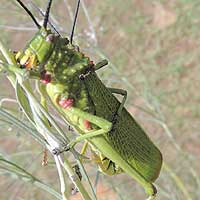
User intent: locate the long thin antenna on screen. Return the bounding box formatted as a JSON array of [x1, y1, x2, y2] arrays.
[[16, 0, 40, 29], [70, 0, 81, 45], [31, 2, 61, 36], [43, 0, 53, 28]]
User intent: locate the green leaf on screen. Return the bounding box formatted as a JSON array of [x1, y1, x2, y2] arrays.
[[15, 81, 35, 124]]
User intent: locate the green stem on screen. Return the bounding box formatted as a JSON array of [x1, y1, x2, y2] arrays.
[[0, 156, 62, 200], [20, 81, 97, 199], [0, 108, 47, 146], [0, 39, 96, 200], [0, 40, 16, 85], [54, 156, 70, 200], [62, 156, 92, 200], [163, 162, 192, 200]]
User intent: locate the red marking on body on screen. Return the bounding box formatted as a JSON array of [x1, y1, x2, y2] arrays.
[[58, 98, 74, 108], [89, 60, 94, 65], [83, 120, 92, 130], [81, 53, 94, 66], [40, 71, 51, 84]]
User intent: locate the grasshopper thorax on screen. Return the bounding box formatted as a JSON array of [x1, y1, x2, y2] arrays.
[[16, 27, 94, 84]]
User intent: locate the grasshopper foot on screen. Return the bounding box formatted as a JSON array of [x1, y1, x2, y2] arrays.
[[52, 148, 62, 155], [52, 145, 71, 155]]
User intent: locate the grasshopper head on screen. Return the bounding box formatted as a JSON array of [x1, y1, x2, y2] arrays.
[[15, 0, 57, 69], [16, 27, 57, 70]]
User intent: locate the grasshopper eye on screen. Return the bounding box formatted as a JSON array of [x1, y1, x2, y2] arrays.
[[46, 34, 55, 43]]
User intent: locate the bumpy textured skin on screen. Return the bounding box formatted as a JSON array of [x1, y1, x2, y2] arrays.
[[18, 28, 162, 183]]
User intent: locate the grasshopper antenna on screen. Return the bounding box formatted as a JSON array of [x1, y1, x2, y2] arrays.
[[43, 0, 53, 29], [70, 0, 81, 45], [31, 2, 61, 36], [16, 0, 41, 29]]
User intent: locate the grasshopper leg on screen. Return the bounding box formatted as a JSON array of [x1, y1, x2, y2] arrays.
[[52, 129, 108, 154], [108, 88, 127, 116], [52, 106, 112, 154], [80, 141, 89, 158], [53, 88, 127, 150], [108, 88, 127, 130], [67, 129, 108, 149], [94, 59, 108, 71], [0, 62, 29, 79]]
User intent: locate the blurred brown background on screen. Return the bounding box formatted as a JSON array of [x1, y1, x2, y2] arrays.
[[0, 0, 199, 200]]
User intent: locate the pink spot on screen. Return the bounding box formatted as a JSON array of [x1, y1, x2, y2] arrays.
[[40, 71, 51, 84], [58, 98, 74, 109], [89, 60, 94, 65], [83, 120, 92, 130]]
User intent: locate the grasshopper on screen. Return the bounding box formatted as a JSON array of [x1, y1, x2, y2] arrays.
[[11, 0, 163, 199]]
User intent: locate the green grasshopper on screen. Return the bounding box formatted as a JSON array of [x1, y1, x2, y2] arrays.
[[12, 0, 163, 199]]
